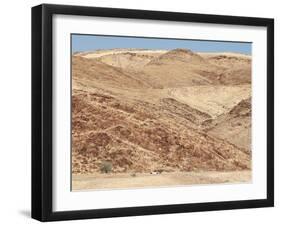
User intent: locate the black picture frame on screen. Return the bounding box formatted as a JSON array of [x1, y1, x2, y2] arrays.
[[32, 3, 274, 222]]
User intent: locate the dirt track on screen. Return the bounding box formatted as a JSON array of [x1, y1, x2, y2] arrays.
[[72, 170, 251, 191]]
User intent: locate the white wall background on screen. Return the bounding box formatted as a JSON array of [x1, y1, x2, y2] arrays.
[[0, 0, 279, 225]]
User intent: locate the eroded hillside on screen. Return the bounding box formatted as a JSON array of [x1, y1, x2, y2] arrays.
[[72, 48, 252, 175]]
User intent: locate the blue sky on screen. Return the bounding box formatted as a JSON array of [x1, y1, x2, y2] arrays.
[[72, 34, 251, 55]]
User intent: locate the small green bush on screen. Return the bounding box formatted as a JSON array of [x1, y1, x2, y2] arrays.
[[100, 161, 112, 173]]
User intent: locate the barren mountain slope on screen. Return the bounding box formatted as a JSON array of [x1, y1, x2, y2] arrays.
[[199, 52, 252, 85], [78, 49, 252, 86], [72, 90, 250, 174], [140, 49, 218, 87], [72, 56, 152, 89], [206, 98, 251, 150], [76, 49, 167, 71], [72, 48, 252, 175], [95, 52, 153, 71], [168, 85, 251, 117]]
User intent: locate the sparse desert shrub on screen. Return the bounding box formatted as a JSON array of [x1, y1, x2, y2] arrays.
[[100, 161, 112, 173], [155, 169, 164, 174], [130, 173, 137, 177]]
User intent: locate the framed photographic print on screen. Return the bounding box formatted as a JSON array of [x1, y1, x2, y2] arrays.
[[31, 4, 274, 221]]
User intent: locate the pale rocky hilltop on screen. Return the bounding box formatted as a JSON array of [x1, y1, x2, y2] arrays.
[[72, 48, 251, 174]]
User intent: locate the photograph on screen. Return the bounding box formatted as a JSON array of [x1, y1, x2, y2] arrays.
[[71, 34, 252, 191]]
